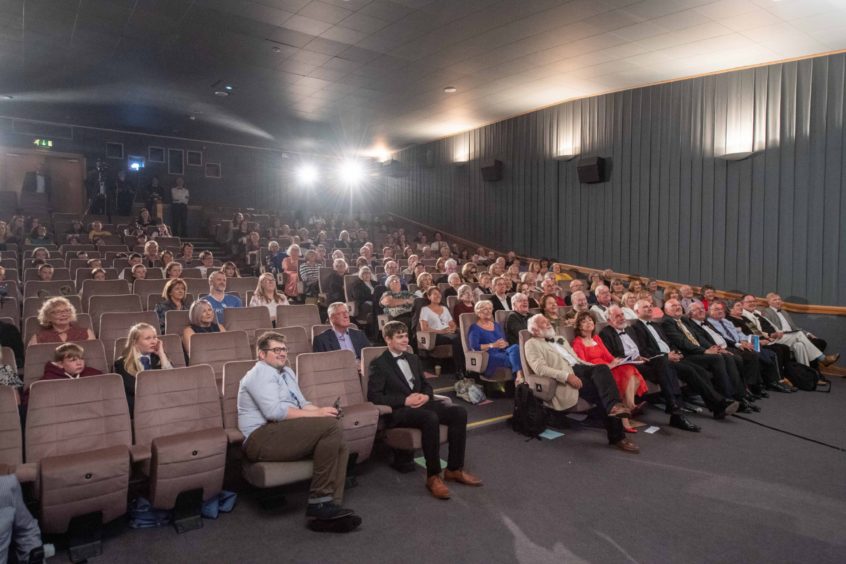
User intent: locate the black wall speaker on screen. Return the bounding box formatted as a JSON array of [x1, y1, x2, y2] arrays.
[[480, 158, 503, 181], [577, 156, 605, 184]]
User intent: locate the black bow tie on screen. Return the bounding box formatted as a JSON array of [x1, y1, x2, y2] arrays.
[[618, 331, 626, 336], [645, 321, 653, 325], [545, 337, 564, 345], [394, 353, 408, 361]]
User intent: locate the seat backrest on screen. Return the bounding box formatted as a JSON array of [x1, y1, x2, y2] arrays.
[[0, 296, 19, 326], [133, 365, 222, 448], [459, 312, 478, 354], [121, 267, 164, 280], [181, 268, 204, 278], [223, 306, 272, 333], [23, 338, 107, 391], [165, 309, 191, 335], [81, 279, 131, 312], [0, 346, 17, 375], [317, 267, 335, 295], [24, 313, 92, 346], [23, 268, 71, 282], [132, 278, 167, 300], [446, 295, 458, 311], [276, 304, 320, 331], [0, 385, 22, 469], [89, 294, 143, 334], [185, 278, 210, 297], [23, 295, 82, 320], [518, 330, 534, 377], [296, 350, 363, 407], [24, 281, 76, 299], [271, 325, 309, 367], [100, 311, 159, 365], [359, 346, 388, 399], [310, 324, 331, 343], [188, 330, 252, 381], [26, 373, 131, 463], [221, 360, 256, 431], [225, 277, 258, 301], [494, 309, 510, 327], [342, 275, 358, 303], [115, 334, 186, 369]]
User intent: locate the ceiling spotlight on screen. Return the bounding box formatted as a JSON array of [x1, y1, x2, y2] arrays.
[[296, 163, 319, 185], [213, 90, 229, 97], [1, 95, 13, 100], [188, 115, 197, 121], [338, 159, 365, 185], [443, 86, 457, 93], [224, 85, 233, 91], [272, 46, 281, 53]]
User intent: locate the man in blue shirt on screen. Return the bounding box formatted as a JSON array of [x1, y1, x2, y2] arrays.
[[204, 271, 242, 324], [313, 303, 370, 359], [238, 331, 360, 529]]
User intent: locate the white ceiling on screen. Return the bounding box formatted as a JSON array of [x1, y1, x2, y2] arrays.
[[1, 0, 845, 152]]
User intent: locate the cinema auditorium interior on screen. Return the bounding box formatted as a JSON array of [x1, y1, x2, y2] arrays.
[[0, 0, 845, 562]]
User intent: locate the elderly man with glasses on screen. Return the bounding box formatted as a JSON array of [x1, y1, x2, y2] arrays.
[[238, 331, 361, 531]]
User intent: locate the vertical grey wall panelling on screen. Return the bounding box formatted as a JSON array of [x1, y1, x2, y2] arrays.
[[823, 57, 845, 304]]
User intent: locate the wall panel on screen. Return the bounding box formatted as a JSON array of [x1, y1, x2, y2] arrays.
[[388, 52, 846, 306]]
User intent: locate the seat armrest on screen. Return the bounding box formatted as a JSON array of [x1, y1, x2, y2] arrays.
[[525, 374, 559, 403], [225, 428, 245, 444], [130, 444, 151, 464], [417, 331, 436, 351], [374, 404, 393, 415], [15, 462, 38, 483], [465, 350, 488, 374]]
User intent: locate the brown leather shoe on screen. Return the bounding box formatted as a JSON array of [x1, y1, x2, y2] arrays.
[[444, 469, 483, 487], [426, 475, 450, 499], [612, 438, 640, 454], [608, 403, 632, 419], [820, 353, 840, 367]]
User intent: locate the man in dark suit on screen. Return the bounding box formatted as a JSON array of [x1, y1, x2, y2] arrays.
[[21, 162, 51, 201], [630, 300, 737, 419], [489, 276, 512, 312], [660, 299, 754, 413], [367, 321, 481, 500], [599, 305, 699, 431], [313, 302, 370, 359], [504, 293, 530, 345]]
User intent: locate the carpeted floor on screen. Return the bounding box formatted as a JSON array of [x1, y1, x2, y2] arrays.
[[88, 380, 846, 564]]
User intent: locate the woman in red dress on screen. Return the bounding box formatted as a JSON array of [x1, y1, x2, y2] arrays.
[[572, 312, 647, 433]]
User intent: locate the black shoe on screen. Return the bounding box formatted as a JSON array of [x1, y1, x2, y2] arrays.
[[307, 514, 362, 533], [670, 414, 701, 432], [766, 382, 792, 393], [736, 400, 754, 414], [306, 501, 355, 521], [757, 390, 769, 398]]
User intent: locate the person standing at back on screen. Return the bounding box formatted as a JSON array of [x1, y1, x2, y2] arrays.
[[170, 177, 189, 237]]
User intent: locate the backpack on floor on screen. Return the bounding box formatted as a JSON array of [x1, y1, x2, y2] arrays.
[[783, 362, 818, 392], [512, 382, 547, 440]]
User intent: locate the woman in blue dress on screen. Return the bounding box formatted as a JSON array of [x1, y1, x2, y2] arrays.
[[467, 300, 522, 380]]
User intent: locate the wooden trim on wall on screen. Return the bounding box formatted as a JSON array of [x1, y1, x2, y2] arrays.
[[390, 212, 846, 317]]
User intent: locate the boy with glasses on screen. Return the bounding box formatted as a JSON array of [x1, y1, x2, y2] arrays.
[[237, 331, 360, 532]]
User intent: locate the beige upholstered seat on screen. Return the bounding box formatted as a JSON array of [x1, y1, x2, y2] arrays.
[[274, 326, 310, 367], [132, 365, 227, 509], [276, 304, 320, 333], [99, 311, 159, 366], [80, 279, 131, 312], [296, 350, 379, 463], [132, 279, 168, 303], [188, 330, 252, 384], [165, 309, 191, 336], [24, 281, 77, 299], [23, 313, 92, 346], [88, 294, 143, 334], [458, 311, 512, 382], [23, 374, 131, 534], [220, 360, 313, 488], [0, 386, 21, 475], [223, 306, 272, 334]]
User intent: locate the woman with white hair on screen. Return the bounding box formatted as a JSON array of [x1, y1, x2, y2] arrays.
[[467, 300, 522, 380], [182, 299, 226, 356], [29, 297, 95, 345], [380, 274, 415, 328], [281, 243, 301, 300], [350, 266, 375, 324]]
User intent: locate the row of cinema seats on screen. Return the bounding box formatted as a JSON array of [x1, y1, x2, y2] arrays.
[[0, 347, 448, 558]]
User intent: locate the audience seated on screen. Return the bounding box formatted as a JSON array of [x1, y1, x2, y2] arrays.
[[380, 275, 414, 328], [590, 285, 613, 321], [467, 300, 521, 380], [488, 276, 512, 312], [368, 321, 481, 500], [155, 278, 189, 333], [23, 342, 103, 409], [250, 272, 288, 324], [504, 293, 530, 346], [313, 303, 369, 359], [325, 258, 347, 306], [28, 297, 95, 346], [183, 299, 226, 356], [281, 245, 301, 300], [760, 293, 839, 368], [523, 314, 638, 452], [205, 271, 242, 323], [114, 322, 173, 416], [238, 331, 360, 530], [418, 287, 464, 371]]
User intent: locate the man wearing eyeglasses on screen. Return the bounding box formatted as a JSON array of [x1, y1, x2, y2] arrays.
[[238, 331, 361, 531]]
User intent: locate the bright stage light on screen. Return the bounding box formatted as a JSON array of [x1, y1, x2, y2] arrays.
[[296, 163, 319, 185], [338, 159, 365, 185]]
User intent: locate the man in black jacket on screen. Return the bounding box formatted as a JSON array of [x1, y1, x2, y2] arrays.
[[660, 299, 753, 413], [599, 306, 699, 431], [504, 293, 530, 345], [630, 300, 737, 419], [367, 321, 481, 500]]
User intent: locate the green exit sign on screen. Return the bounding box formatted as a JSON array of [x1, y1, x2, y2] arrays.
[[33, 138, 53, 149]]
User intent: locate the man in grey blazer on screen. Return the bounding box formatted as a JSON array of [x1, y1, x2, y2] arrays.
[[761, 293, 839, 367]]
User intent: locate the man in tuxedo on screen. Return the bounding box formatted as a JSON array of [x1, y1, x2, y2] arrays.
[[660, 299, 753, 413], [489, 276, 512, 312], [523, 314, 639, 452], [313, 303, 370, 359], [367, 321, 481, 500], [599, 306, 699, 431], [761, 293, 839, 367], [21, 162, 51, 201], [630, 300, 738, 419], [687, 302, 765, 403]]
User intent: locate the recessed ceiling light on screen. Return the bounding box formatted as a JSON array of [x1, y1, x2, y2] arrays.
[[443, 86, 457, 93], [224, 85, 233, 91], [213, 90, 229, 97], [188, 115, 197, 121]]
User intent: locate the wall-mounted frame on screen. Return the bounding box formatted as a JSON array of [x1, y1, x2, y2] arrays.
[[205, 162, 221, 178], [168, 148, 184, 175], [105, 142, 124, 159], [187, 150, 203, 167], [148, 146, 165, 163]]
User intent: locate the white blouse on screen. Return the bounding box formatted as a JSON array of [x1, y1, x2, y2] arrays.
[[420, 306, 453, 331]]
